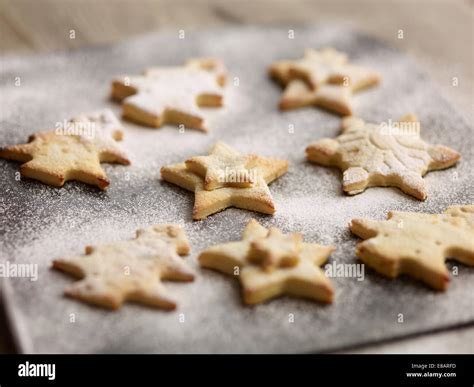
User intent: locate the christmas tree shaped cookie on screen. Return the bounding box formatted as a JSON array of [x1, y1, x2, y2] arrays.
[[0, 110, 130, 189], [53, 224, 195, 310], [111, 58, 227, 132]]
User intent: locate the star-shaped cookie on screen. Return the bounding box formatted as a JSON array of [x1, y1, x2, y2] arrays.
[[53, 224, 195, 310], [199, 219, 335, 305], [185, 141, 259, 190], [111, 57, 227, 132], [350, 205, 474, 290], [161, 142, 289, 220], [269, 48, 380, 115], [0, 110, 130, 189], [247, 227, 303, 271], [306, 115, 460, 200]]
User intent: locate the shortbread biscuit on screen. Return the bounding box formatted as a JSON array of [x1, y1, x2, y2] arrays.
[[185, 57, 227, 87], [248, 227, 303, 271], [199, 219, 335, 305], [111, 58, 227, 132], [185, 141, 259, 190], [306, 115, 460, 200], [53, 224, 195, 310], [350, 205, 474, 290], [0, 110, 130, 189], [269, 48, 380, 115], [161, 142, 289, 220]]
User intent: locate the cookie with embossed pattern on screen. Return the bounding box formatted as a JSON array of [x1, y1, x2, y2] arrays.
[[306, 115, 460, 199]]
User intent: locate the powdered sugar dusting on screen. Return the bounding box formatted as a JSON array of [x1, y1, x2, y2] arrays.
[[0, 25, 473, 354]]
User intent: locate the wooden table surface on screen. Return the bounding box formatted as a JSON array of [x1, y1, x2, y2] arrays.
[[0, 0, 473, 354]]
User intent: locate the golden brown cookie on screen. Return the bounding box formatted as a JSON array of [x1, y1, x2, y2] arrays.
[[0, 110, 130, 189], [269, 48, 380, 115], [350, 205, 474, 290], [53, 224, 195, 310], [199, 219, 335, 305], [111, 58, 227, 132], [247, 227, 303, 271], [185, 142, 259, 190], [306, 115, 460, 200], [161, 142, 289, 220]]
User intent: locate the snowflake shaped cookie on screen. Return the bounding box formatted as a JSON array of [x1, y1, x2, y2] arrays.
[[306, 115, 460, 199]]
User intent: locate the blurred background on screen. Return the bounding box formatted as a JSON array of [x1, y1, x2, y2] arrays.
[[0, 0, 472, 353], [0, 0, 472, 114]]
